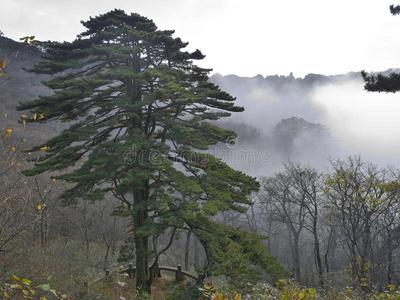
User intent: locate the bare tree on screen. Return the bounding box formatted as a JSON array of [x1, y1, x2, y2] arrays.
[[284, 162, 325, 286], [259, 172, 307, 282]]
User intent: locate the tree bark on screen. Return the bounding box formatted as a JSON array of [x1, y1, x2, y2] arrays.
[[313, 221, 324, 286], [185, 231, 191, 270], [83, 201, 90, 260], [134, 211, 150, 293], [133, 181, 151, 294], [289, 231, 301, 282], [359, 224, 372, 294], [387, 232, 393, 285], [129, 48, 152, 294], [293, 235, 301, 282], [194, 236, 199, 269]]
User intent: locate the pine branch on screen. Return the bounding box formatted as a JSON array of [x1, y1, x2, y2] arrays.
[[390, 4, 400, 15], [362, 70, 400, 93]]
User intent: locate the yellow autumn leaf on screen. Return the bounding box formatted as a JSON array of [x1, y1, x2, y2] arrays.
[[38, 113, 45, 120], [52, 178, 56, 184], [21, 114, 27, 118], [40, 146, 50, 150], [0, 60, 6, 70], [299, 291, 306, 299], [11, 146, 15, 151], [4, 128, 12, 140], [37, 204, 42, 211], [277, 279, 287, 286]]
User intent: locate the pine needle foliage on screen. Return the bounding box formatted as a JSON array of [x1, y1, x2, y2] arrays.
[[17, 10, 286, 291]]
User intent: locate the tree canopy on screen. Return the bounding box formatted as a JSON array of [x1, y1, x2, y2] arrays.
[[273, 117, 330, 159]]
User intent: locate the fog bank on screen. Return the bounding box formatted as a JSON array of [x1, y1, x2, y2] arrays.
[[210, 71, 400, 175]]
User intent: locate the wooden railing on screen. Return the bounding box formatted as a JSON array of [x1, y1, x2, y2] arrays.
[[115, 263, 202, 282], [82, 263, 204, 294]]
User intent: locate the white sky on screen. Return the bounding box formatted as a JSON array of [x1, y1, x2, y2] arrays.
[[2, 0, 400, 77]]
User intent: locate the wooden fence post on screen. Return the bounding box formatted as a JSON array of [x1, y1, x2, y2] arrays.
[[150, 267, 154, 280], [197, 273, 205, 284], [83, 280, 88, 295], [176, 264, 183, 282], [128, 263, 133, 277]]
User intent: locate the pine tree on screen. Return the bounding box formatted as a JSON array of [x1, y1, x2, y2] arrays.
[[17, 10, 287, 292], [362, 4, 400, 92], [273, 117, 330, 159]]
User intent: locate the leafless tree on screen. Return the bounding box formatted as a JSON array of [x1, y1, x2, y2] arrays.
[[259, 171, 307, 282]]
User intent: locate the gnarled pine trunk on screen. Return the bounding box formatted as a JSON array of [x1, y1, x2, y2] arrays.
[[133, 181, 151, 294]]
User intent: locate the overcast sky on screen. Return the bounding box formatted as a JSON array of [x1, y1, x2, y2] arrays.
[[2, 0, 400, 77]]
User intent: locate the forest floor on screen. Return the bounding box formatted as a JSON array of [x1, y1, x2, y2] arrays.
[[87, 275, 193, 299]]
